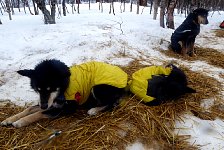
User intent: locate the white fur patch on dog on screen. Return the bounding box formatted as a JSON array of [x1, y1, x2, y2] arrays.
[[48, 88, 59, 108], [87, 106, 107, 116]]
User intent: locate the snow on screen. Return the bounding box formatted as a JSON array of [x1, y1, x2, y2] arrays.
[[0, 3, 224, 149]]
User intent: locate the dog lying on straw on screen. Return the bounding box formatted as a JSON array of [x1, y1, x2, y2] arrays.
[[129, 64, 196, 105], [1, 59, 128, 127]]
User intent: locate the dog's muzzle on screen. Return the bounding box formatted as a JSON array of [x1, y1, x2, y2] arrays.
[[41, 103, 48, 109]]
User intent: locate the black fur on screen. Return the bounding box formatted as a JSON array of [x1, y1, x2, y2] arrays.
[[170, 8, 209, 56], [146, 64, 196, 106], [17, 59, 125, 118], [18, 60, 71, 109]]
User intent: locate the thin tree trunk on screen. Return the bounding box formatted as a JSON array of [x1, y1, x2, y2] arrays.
[[100, 0, 103, 13], [150, 0, 153, 14], [166, 0, 177, 29], [160, 0, 166, 28], [26, 0, 34, 15], [62, 0, 66, 16], [5, 0, 12, 20], [71, 0, 76, 14], [77, 0, 80, 14], [51, 0, 56, 23], [23, 0, 26, 14], [130, 0, 133, 12], [109, 0, 115, 15], [10, 0, 15, 15], [0, 7, 3, 15], [137, 0, 140, 14], [89, 0, 90, 10], [153, 0, 158, 20], [32, 0, 38, 15], [123, 0, 125, 12]]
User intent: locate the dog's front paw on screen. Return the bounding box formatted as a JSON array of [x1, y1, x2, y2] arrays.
[[1, 118, 15, 126], [1, 120, 12, 126], [12, 119, 28, 128], [87, 108, 99, 116]]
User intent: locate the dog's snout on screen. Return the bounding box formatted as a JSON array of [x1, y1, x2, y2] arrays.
[[41, 103, 48, 109], [205, 20, 209, 24]]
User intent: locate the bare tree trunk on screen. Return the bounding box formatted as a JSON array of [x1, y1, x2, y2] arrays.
[[26, 0, 34, 15], [139, 0, 147, 6], [34, 0, 55, 24], [77, 0, 80, 14], [10, 0, 15, 15], [71, 0, 76, 14], [0, 7, 3, 15], [32, 0, 38, 15], [153, 0, 158, 20], [5, 0, 12, 20], [130, 0, 133, 12], [89, 0, 90, 10], [123, 0, 125, 12], [98, 0, 103, 12], [109, 0, 115, 15], [23, 0, 26, 14], [17, 0, 20, 12], [166, 0, 177, 29], [150, 0, 153, 14], [51, 0, 56, 23], [160, 0, 166, 28], [62, 0, 66, 16], [137, 0, 139, 14]]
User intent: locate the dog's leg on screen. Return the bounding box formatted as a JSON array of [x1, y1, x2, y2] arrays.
[[181, 41, 187, 56], [12, 111, 47, 128], [1, 105, 41, 126], [87, 106, 107, 116], [189, 38, 196, 57]]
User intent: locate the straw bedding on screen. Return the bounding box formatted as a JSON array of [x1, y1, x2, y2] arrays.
[[214, 29, 224, 38], [161, 46, 224, 69], [0, 59, 222, 150]]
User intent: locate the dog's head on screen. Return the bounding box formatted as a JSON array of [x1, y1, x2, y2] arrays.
[[193, 8, 209, 25], [17, 59, 71, 110], [147, 64, 196, 103]]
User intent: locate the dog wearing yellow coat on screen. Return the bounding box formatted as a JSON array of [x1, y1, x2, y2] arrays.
[[129, 64, 196, 106], [1, 60, 128, 127]]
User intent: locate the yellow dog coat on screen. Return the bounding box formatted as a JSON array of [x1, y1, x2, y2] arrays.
[[129, 66, 172, 103], [64, 61, 128, 105]]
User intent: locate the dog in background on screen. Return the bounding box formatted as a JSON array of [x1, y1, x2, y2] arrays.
[[129, 64, 196, 106], [170, 8, 209, 56], [1, 60, 128, 128]]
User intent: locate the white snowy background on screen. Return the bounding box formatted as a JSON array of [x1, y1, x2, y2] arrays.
[[0, 3, 224, 149]]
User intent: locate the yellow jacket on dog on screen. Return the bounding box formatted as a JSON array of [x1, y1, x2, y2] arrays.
[[64, 62, 128, 105], [129, 66, 171, 103]]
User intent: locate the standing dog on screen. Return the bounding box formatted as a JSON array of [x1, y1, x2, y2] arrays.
[[170, 8, 209, 56], [1, 60, 128, 127], [129, 64, 196, 106]]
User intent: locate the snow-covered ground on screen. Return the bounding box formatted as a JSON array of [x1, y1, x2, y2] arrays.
[[0, 3, 223, 149]]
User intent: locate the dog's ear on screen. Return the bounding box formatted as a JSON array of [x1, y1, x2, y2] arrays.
[[17, 69, 35, 78], [185, 86, 196, 93]]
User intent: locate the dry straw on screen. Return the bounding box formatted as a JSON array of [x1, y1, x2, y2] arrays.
[[0, 59, 223, 150], [161, 46, 224, 69], [214, 29, 224, 38]]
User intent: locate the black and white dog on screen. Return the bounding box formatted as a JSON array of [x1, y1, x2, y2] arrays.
[[1, 59, 127, 127], [170, 8, 209, 56]]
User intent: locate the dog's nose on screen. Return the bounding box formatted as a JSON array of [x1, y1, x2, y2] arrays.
[[41, 103, 48, 109]]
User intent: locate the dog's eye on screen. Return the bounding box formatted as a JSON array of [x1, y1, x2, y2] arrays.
[[37, 88, 41, 91], [47, 87, 51, 91]]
